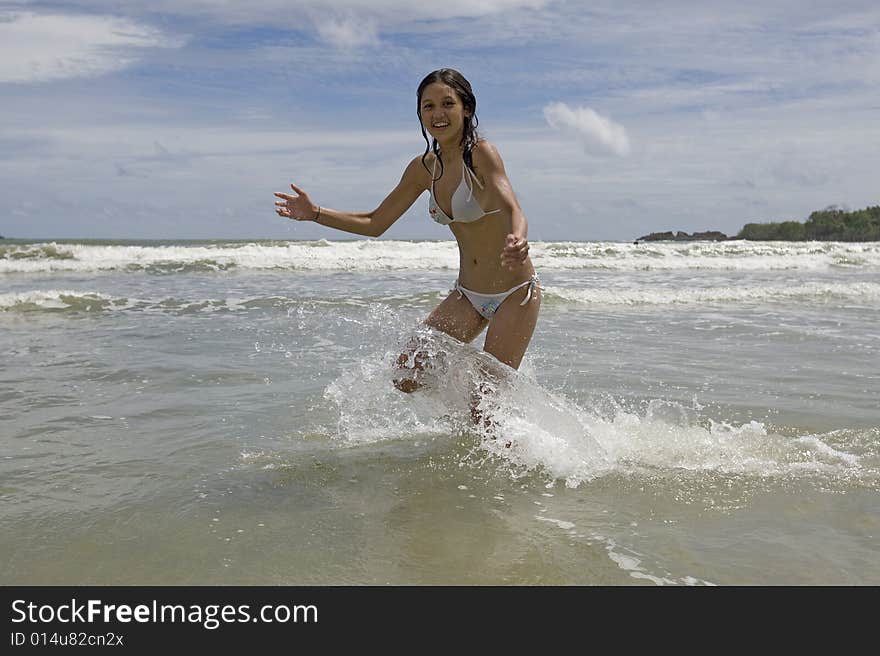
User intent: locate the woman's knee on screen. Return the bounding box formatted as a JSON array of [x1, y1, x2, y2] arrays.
[[393, 330, 449, 392], [393, 347, 428, 393]]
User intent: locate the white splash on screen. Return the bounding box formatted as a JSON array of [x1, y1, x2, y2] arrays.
[[324, 331, 871, 489]]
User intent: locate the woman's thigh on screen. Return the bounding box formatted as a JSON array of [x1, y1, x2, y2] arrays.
[[482, 285, 541, 369], [392, 292, 487, 393], [424, 291, 488, 344]]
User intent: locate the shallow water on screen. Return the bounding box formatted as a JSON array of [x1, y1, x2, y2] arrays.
[[2, 239, 878, 584]]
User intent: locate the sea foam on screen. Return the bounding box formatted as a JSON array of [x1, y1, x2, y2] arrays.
[[3, 240, 879, 274]]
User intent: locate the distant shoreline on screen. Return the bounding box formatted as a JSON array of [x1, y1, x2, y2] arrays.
[[636, 204, 880, 243], [634, 230, 733, 243]]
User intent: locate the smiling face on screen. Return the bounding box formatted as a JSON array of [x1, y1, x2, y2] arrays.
[[419, 82, 471, 146]]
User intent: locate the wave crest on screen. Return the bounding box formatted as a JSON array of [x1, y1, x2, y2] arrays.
[[3, 240, 879, 274]]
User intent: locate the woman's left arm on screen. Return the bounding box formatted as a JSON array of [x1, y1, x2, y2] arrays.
[[472, 141, 530, 270]]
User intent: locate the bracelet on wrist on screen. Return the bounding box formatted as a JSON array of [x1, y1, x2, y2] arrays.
[[314, 206, 322, 222]]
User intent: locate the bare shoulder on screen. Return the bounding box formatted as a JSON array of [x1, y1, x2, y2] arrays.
[[402, 153, 434, 191], [471, 139, 506, 173], [471, 140, 518, 204]]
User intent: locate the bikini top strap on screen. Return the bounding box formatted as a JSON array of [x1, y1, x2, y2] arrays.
[[463, 161, 484, 190]]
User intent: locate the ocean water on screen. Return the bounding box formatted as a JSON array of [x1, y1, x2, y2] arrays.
[[1, 238, 878, 585]]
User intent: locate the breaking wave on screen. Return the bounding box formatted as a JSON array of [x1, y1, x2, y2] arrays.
[[3, 239, 879, 274]]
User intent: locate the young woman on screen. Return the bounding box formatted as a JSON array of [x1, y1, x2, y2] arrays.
[[275, 68, 540, 395]]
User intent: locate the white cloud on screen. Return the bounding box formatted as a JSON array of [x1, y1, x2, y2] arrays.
[[543, 102, 631, 157], [315, 14, 381, 49], [0, 11, 180, 84], [8, 1, 553, 48], [49, 0, 550, 24]]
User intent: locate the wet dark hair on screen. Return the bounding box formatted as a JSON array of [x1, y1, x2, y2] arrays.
[[416, 68, 480, 182]]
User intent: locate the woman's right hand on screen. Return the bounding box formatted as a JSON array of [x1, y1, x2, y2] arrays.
[[274, 183, 319, 221]]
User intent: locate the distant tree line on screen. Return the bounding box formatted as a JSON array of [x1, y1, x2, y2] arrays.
[[738, 205, 880, 241]]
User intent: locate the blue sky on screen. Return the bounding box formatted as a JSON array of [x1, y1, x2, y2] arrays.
[[1, 1, 878, 241]]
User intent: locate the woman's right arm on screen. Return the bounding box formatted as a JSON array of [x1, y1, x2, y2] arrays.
[[274, 156, 428, 238]]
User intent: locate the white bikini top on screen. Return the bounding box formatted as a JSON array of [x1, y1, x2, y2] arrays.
[[428, 156, 501, 225]]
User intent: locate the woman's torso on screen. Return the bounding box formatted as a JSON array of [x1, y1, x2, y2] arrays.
[[423, 150, 534, 292]]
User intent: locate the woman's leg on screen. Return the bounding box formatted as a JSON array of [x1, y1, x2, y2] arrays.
[[393, 291, 487, 393], [482, 284, 541, 370], [470, 285, 541, 429]]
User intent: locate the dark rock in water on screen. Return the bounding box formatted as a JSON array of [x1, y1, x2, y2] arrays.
[[636, 230, 729, 242], [641, 231, 675, 241], [689, 231, 729, 241]]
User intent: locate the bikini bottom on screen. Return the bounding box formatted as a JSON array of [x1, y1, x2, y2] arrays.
[[453, 274, 541, 321]]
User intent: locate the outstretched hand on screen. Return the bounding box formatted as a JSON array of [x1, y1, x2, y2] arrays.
[[500, 233, 529, 270], [274, 183, 318, 221]]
